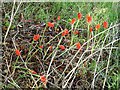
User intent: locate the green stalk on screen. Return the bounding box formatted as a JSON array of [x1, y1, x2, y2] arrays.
[[26, 40, 34, 60], [87, 24, 90, 49], [91, 32, 94, 54], [75, 20, 79, 30], [13, 56, 19, 69], [39, 26, 47, 45], [70, 20, 80, 46], [70, 24, 74, 46]]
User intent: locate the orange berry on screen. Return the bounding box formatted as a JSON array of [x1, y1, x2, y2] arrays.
[[103, 21, 108, 28], [76, 42, 81, 49], [47, 22, 54, 28], [86, 15, 92, 23], [49, 46, 53, 51], [89, 27, 93, 32], [15, 49, 21, 56], [59, 45, 65, 51], [62, 29, 69, 36], [33, 34, 40, 41], [70, 18, 76, 24], [74, 30, 79, 35], [95, 24, 100, 30], [57, 16, 60, 20], [39, 45, 43, 49], [78, 13, 82, 20], [40, 75, 47, 83]]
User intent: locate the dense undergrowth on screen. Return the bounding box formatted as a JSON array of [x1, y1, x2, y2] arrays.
[[1, 2, 120, 89]]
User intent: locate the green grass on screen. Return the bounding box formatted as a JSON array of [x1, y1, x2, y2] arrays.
[[3, 2, 119, 24]]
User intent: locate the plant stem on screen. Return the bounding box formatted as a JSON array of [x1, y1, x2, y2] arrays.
[[87, 24, 90, 49]]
